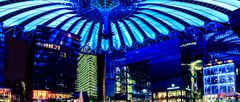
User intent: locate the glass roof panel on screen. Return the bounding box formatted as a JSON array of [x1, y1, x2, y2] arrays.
[[101, 39, 109, 51], [48, 14, 77, 28], [0, 0, 72, 16], [89, 22, 100, 50], [24, 9, 73, 32], [118, 21, 133, 47], [136, 10, 184, 31], [139, 5, 204, 26], [71, 20, 87, 34], [164, 1, 229, 22], [129, 17, 155, 39], [217, 0, 240, 9], [140, 0, 172, 3], [141, 0, 240, 11], [80, 21, 93, 46], [196, 0, 238, 11], [61, 17, 81, 31], [133, 14, 169, 35], [124, 20, 144, 43], [4, 5, 71, 27], [111, 22, 121, 50], [0, 2, 50, 18]]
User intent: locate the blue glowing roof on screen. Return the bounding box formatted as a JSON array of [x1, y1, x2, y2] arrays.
[[1, 0, 240, 53]]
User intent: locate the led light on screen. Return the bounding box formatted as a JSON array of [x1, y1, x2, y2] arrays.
[[76, 55, 97, 97]]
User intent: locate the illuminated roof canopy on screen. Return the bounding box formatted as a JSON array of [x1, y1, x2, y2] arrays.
[[0, 0, 240, 53]]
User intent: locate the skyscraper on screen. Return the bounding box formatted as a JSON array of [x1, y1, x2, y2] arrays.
[[29, 26, 81, 100], [76, 54, 98, 99]]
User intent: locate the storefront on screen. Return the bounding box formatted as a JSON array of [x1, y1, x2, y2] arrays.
[[0, 88, 11, 102], [32, 90, 73, 101]]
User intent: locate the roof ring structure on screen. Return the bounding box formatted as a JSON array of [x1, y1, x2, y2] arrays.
[[91, 0, 120, 9], [70, 0, 138, 20], [0, 0, 240, 54]]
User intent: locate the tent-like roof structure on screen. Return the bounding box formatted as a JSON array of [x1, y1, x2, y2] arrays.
[[0, 0, 240, 53]]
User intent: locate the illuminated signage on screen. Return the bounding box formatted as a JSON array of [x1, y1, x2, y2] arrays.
[[0, 88, 11, 100], [64, 33, 79, 41], [185, 86, 191, 91], [180, 42, 197, 47], [35, 42, 61, 50], [32, 90, 49, 100], [32, 90, 72, 100], [167, 84, 180, 90], [0, 88, 11, 94]]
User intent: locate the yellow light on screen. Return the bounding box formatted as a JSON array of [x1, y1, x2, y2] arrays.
[[33, 90, 72, 100], [189, 60, 202, 70], [217, 61, 222, 64], [207, 63, 212, 66], [32, 90, 49, 99], [237, 68, 238, 75], [227, 60, 233, 63], [76, 54, 98, 97]]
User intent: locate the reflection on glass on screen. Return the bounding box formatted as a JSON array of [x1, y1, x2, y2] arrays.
[[203, 63, 236, 96]]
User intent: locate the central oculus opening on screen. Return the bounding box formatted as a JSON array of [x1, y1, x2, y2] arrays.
[[91, 0, 120, 9]]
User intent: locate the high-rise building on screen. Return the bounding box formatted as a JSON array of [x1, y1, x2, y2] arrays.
[[76, 54, 98, 98], [0, 22, 5, 87], [203, 62, 237, 101], [29, 26, 81, 100]]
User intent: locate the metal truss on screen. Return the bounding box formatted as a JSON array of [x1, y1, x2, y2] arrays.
[[4, 26, 34, 40], [2, 21, 238, 55]]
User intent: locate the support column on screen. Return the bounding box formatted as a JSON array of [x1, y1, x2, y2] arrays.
[[0, 22, 5, 87], [97, 54, 105, 101]]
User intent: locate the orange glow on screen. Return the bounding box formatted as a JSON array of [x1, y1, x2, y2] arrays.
[[0, 88, 11, 99], [217, 61, 223, 64], [32, 90, 49, 100], [32, 90, 72, 100], [0, 88, 11, 94], [64, 33, 79, 41], [206, 63, 212, 66], [227, 60, 233, 63]]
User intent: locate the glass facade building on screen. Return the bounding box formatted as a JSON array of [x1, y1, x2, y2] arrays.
[[30, 26, 80, 94], [76, 54, 98, 98], [203, 62, 236, 101], [114, 65, 151, 101]]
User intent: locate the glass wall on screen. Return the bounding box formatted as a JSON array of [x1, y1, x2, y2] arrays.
[[76, 54, 98, 99], [203, 62, 236, 101], [31, 26, 81, 94], [113, 64, 151, 101]]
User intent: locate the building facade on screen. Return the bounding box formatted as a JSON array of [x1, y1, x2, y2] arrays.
[[29, 26, 81, 100], [76, 54, 98, 99], [203, 62, 237, 101]]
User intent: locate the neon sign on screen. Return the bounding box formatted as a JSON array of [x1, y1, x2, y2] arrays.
[[35, 42, 61, 50]]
